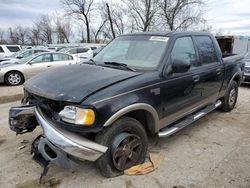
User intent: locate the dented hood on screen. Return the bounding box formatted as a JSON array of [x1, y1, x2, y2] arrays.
[[24, 64, 141, 103]]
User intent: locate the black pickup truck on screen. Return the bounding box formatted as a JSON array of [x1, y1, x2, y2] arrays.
[[9, 32, 244, 178]]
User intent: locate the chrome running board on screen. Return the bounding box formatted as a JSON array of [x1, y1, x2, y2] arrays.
[[158, 100, 222, 138]]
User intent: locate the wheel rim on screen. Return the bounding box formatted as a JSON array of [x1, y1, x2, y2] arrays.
[[229, 87, 236, 106], [112, 132, 142, 171], [8, 73, 21, 85]]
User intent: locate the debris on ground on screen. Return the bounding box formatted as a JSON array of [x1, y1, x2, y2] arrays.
[[18, 145, 26, 150], [124, 151, 165, 175]]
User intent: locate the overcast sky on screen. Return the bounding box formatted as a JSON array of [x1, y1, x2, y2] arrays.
[[0, 0, 250, 35]]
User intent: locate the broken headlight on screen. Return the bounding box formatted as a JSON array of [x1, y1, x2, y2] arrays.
[[59, 106, 95, 126]]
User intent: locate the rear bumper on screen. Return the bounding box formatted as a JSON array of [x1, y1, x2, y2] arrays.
[[9, 105, 107, 162]]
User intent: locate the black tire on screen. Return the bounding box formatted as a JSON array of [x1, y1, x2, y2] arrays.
[[220, 81, 238, 112], [5, 71, 24, 86], [95, 116, 148, 178]]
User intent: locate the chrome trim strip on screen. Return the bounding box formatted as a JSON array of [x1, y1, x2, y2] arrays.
[[158, 94, 218, 130], [193, 112, 205, 120], [104, 103, 159, 131], [158, 127, 178, 137], [35, 107, 107, 161]]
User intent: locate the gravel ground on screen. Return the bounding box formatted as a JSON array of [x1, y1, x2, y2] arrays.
[[0, 86, 250, 188]]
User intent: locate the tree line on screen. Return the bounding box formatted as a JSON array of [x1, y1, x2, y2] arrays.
[[0, 0, 208, 45]]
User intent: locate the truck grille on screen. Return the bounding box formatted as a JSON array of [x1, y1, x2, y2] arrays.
[[27, 92, 64, 119]]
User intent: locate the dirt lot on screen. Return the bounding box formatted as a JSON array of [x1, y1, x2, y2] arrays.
[[0, 84, 23, 104], [0, 86, 250, 188]]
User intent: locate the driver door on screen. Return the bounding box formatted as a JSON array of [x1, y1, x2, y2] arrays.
[[25, 53, 52, 79], [159, 36, 203, 128]]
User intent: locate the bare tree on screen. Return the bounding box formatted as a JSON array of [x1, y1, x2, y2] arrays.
[[106, 3, 115, 39], [0, 29, 6, 44], [122, 0, 157, 32], [62, 0, 94, 43], [158, 0, 204, 31], [27, 24, 41, 45], [35, 15, 53, 44], [92, 19, 107, 43], [99, 2, 128, 40], [55, 16, 72, 43]]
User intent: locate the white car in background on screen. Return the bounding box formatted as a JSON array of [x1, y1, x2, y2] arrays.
[[0, 52, 76, 86], [0, 45, 21, 57], [0, 48, 50, 65], [59, 47, 93, 62]]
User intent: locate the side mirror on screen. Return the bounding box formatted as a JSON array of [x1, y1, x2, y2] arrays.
[[27, 61, 34, 65], [172, 58, 191, 73]]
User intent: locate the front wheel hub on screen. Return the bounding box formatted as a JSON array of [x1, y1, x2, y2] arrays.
[[111, 132, 142, 171]]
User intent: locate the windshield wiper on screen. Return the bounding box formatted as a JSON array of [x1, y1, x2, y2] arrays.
[[104, 62, 136, 72]]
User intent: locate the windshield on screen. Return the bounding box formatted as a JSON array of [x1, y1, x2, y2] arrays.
[[93, 35, 169, 70], [17, 54, 38, 64], [245, 52, 250, 60], [58, 48, 70, 53]]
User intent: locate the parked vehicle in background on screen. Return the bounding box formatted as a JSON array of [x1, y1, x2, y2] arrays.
[[93, 46, 106, 57], [0, 45, 21, 58], [21, 46, 33, 49], [59, 47, 93, 62], [0, 49, 51, 64], [0, 52, 76, 86], [243, 52, 250, 83], [216, 36, 250, 55], [8, 32, 244, 178]]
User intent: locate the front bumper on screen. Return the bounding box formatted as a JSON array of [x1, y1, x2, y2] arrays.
[[243, 74, 250, 84], [9, 105, 107, 162]]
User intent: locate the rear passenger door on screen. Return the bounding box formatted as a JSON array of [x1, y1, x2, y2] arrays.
[[194, 36, 223, 102], [51, 53, 74, 67]]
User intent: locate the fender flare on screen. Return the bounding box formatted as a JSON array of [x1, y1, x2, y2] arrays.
[[103, 103, 159, 132]]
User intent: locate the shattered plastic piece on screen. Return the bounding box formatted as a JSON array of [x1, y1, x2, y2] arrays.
[[18, 145, 26, 150], [124, 151, 165, 175]]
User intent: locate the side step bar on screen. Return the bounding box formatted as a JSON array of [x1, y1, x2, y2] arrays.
[[158, 100, 221, 138]]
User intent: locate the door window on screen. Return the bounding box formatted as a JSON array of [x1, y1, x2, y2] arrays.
[[0, 46, 3, 52], [52, 54, 73, 61], [77, 48, 89, 53], [22, 51, 32, 58], [171, 37, 199, 67], [68, 48, 77, 54], [6, 46, 20, 52], [32, 54, 51, 63], [195, 36, 219, 65]]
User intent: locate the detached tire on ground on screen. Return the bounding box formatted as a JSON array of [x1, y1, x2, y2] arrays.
[[220, 80, 238, 112], [5, 71, 24, 86], [95, 116, 148, 178]]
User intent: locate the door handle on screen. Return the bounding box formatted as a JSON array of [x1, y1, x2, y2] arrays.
[[216, 68, 222, 75], [47, 65, 51, 67], [192, 75, 200, 83]]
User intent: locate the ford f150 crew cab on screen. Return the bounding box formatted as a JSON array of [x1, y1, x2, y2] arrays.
[[9, 32, 244, 178]]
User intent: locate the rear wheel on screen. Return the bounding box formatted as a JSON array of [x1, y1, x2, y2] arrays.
[[5, 71, 24, 86], [95, 117, 148, 178], [220, 81, 238, 112]]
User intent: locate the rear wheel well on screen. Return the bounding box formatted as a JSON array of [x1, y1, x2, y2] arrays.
[[125, 110, 156, 134]]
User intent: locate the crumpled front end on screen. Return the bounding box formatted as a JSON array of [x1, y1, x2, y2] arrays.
[[9, 104, 108, 167]]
